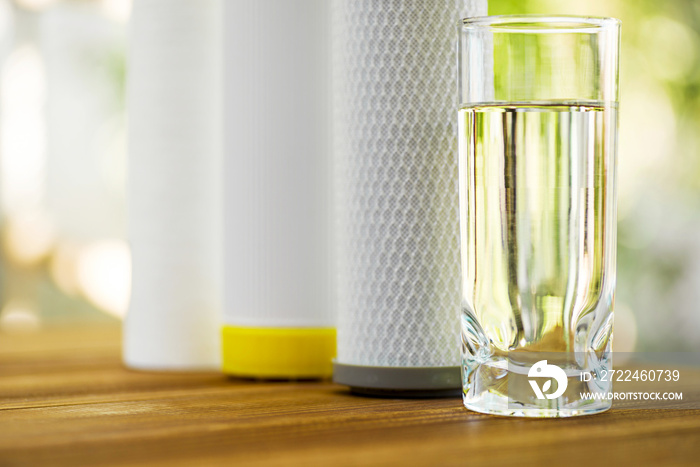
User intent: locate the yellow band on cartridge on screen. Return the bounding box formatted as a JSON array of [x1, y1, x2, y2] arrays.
[[222, 326, 336, 378]]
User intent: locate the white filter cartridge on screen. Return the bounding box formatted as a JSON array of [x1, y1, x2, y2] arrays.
[[124, 0, 222, 370], [332, 0, 488, 395], [222, 0, 335, 378]]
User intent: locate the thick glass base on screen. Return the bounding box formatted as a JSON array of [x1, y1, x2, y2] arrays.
[[463, 354, 612, 418], [464, 394, 611, 418]]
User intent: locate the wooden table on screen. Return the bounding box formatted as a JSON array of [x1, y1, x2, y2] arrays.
[[1, 325, 699, 466]]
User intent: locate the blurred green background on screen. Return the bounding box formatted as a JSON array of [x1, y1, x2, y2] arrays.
[[0, 0, 698, 352]]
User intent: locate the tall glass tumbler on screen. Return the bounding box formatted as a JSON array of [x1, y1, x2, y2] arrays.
[[458, 16, 620, 417]]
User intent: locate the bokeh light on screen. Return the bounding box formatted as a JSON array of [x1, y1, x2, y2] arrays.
[[1, 211, 54, 267], [0, 299, 40, 333], [77, 239, 131, 318]]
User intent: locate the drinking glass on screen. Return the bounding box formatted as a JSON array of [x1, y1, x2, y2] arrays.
[[458, 15, 620, 417]]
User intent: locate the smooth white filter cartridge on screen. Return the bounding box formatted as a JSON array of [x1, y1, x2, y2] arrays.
[[332, 0, 488, 395], [124, 0, 222, 370], [222, 0, 335, 378]]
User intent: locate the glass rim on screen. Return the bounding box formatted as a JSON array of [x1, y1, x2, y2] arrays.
[[461, 15, 621, 33]]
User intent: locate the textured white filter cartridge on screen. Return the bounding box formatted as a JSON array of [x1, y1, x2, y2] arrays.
[[332, 0, 488, 394], [222, 0, 335, 378], [124, 0, 222, 370]]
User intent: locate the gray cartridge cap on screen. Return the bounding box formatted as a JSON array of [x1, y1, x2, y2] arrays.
[[333, 362, 461, 398]]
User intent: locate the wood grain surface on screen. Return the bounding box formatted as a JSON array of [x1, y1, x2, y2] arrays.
[[1, 325, 699, 466]]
